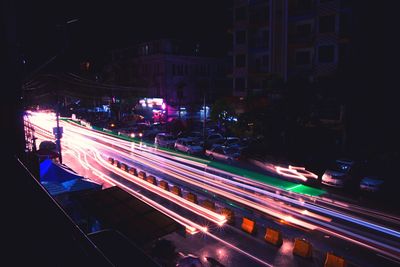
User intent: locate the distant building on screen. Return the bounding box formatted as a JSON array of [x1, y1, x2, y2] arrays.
[[231, 0, 287, 97], [287, 0, 352, 82], [230, 0, 353, 97], [104, 39, 229, 108]]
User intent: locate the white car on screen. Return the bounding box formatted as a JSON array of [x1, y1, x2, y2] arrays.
[[205, 145, 241, 164], [321, 159, 355, 188], [174, 138, 203, 155], [155, 133, 176, 148]]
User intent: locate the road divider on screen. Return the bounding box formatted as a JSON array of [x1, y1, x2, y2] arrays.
[[113, 159, 120, 168], [293, 238, 313, 258], [159, 180, 169, 191], [221, 208, 235, 225], [120, 162, 128, 172], [202, 199, 216, 212], [138, 171, 147, 179], [185, 192, 198, 204], [171, 185, 182, 197], [241, 217, 256, 235], [128, 167, 138, 176], [264, 227, 283, 246], [146, 175, 157, 185], [324, 252, 347, 267]]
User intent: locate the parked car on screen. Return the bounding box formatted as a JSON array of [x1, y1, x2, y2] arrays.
[[223, 136, 241, 146], [174, 138, 203, 155], [359, 176, 385, 193], [321, 159, 365, 188], [177, 131, 204, 144], [205, 145, 241, 164], [154, 132, 176, 148], [205, 133, 224, 148]]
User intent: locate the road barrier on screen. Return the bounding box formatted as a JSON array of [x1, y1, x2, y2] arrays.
[[113, 160, 120, 168], [120, 163, 128, 172], [264, 227, 283, 246], [138, 171, 147, 179], [202, 200, 216, 212], [108, 157, 114, 164], [185, 192, 198, 204], [324, 252, 347, 267], [146, 175, 157, 185], [128, 167, 138, 176], [171, 185, 182, 197], [220, 208, 235, 224], [241, 217, 256, 235], [158, 180, 169, 191], [293, 238, 313, 258]]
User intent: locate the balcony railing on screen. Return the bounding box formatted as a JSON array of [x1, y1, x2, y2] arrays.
[[9, 156, 113, 266]]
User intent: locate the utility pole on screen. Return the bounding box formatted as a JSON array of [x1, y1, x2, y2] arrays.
[[203, 92, 206, 145], [177, 82, 184, 120], [55, 97, 63, 164], [54, 18, 79, 164]]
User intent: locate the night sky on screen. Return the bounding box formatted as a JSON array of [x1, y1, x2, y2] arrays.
[[18, 0, 231, 73]]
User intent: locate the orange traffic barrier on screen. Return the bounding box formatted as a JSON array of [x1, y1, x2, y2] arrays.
[[324, 252, 347, 267], [120, 163, 128, 171], [158, 180, 169, 191], [138, 171, 146, 179], [293, 238, 313, 258], [108, 157, 114, 164], [185, 193, 198, 204], [113, 160, 120, 168], [241, 217, 256, 235], [220, 208, 235, 224], [264, 228, 283, 246], [171, 185, 182, 197], [202, 200, 216, 211], [128, 167, 137, 176], [146, 175, 157, 185]]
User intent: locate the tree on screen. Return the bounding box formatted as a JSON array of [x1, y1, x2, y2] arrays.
[[210, 98, 235, 126]]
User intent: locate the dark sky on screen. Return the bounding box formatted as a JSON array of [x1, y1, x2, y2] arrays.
[[18, 0, 231, 72]]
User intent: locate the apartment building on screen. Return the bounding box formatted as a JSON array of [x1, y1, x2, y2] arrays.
[[105, 39, 228, 107], [231, 0, 353, 96]]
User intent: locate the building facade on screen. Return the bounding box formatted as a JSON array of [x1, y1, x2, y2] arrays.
[[105, 39, 229, 108], [231, 0, 353, 97]]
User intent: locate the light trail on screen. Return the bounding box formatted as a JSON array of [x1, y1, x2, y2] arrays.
[[64, 139, 273, 266], [56, 117, 400, 236], [28, 111, 400, 261], [65, 142, 202, 235]]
